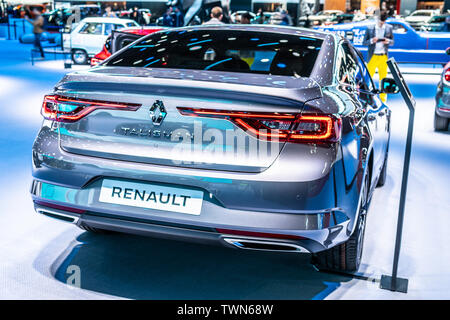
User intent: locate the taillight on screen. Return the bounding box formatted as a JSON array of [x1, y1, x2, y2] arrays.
[[444, 68, 450, 83], [177, 107, 341, 143], [90, 57, 102, 66], [42, 95, 141, 122]]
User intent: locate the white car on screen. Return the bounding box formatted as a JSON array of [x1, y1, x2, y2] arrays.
[[308, 10, 343, 25], [405, 9, 439, 30], [64, 17, 139, 64]]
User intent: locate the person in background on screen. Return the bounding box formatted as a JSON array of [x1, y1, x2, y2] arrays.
[[103, 6, 117, 18], [363, 11, 394, 102], [25, 8, 45, 59], [388, 5, 395, 17], [130, 6, 139, 23], [239, 11, 252, 24], [162, 7, 174, 27], [255, 8, 264, 24], [174, 7, 184, 27], [203, 6, 224, 25]]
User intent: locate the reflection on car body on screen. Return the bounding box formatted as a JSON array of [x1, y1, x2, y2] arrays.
[[317, 19, 450, 65]]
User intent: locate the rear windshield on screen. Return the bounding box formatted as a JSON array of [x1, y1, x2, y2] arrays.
[[106, 29, 323, 77]]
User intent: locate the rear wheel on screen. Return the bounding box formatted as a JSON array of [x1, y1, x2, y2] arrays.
[[71, 49, 88, 65], [434, 112, 449, 131], [312, 172, 369, 272], [377, 149, 388, 187]]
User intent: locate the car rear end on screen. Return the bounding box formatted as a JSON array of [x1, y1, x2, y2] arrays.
[[31, 27, 348, 254], [435, 61, 450, 130]]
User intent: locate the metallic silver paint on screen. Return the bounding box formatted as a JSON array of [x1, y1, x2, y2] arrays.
[[31, 27, 390, 254]]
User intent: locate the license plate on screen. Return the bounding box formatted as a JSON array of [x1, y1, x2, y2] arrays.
[[99, 179, 203, 215]]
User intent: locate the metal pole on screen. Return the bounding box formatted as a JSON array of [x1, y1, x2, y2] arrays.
[[380, 58, 415, 293], [7, 15, 10, 40], [391, 99, 414, 289]]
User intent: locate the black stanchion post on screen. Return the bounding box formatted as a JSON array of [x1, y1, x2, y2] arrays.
[[7, 16, 10, 40], [380, 58, 416, 294]]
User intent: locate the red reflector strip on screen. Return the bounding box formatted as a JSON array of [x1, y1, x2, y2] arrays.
[[34, 200, 86, 214], [216, 228, 306, 240]]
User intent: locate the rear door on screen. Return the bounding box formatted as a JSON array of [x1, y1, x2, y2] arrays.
[[337, 42, 386, 169]]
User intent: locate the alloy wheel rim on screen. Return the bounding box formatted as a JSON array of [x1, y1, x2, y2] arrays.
[[73, 51, 86, 64]]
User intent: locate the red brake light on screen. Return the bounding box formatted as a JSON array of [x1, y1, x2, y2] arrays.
[[444, 69, 450, 83], [42, 95, 141, 122], [177, 107, 341, 143], [90, 57, 102, 67]]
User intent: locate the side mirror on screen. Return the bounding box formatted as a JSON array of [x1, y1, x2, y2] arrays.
[[446, 47, 450, 55], [380, 77, 400, 94]]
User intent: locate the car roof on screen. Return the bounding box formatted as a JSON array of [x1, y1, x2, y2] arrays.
[[80, 17, 137, 24], [163, 24, 331, 40]]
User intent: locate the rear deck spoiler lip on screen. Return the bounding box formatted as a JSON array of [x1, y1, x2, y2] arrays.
[[56, 68, 323, 110]]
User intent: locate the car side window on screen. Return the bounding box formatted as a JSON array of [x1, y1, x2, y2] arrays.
[[104, 23, 124, 35], [336, 43, 357, 87], [391, 23, 407, 34], [79, 22, 103, 35], [353, 48, 375, 103]]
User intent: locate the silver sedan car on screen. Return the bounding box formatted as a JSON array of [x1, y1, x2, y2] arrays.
[[31, 25, 392, 272]]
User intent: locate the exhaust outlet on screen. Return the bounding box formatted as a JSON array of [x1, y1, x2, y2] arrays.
[[36, 208, 80, 224], [224, 238, 309, 253]]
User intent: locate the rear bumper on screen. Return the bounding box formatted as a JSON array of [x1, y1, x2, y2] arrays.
[[32, 181, 351, 254], [31, 123, 355, 253]]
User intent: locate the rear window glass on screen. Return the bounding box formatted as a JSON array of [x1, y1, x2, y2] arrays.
[[106, 29, 323, 77]]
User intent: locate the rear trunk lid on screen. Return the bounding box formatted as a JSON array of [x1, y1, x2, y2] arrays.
[[55, 67, 322, 172]]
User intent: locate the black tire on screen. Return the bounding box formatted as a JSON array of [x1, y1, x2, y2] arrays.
[[434, 112, 449, 131], [312, 173, 369, 272], [377, 151, 388, 187], [78, 224, 112, 234], [71, 49, 88, 65]]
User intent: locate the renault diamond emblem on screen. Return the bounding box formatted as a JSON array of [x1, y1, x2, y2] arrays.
[[149, 100, 167, 126]]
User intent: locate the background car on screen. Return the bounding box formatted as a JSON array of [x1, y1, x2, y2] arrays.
[[405, 9, 439, 30], [230, 11, 256, 24], [308, 10, 343, 26], [120, 8, 153, 25], [435, 48, 450, 131], [90, 26, 165, 66], [317, 19, 450, 65], [420, 14, 450, 32], [63, 17, 139, 64]]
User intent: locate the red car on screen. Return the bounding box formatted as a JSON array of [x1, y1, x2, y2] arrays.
[[90, 27, 164, 66]]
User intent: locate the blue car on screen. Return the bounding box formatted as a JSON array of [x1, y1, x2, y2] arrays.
[[316, 19, 450, 65]]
